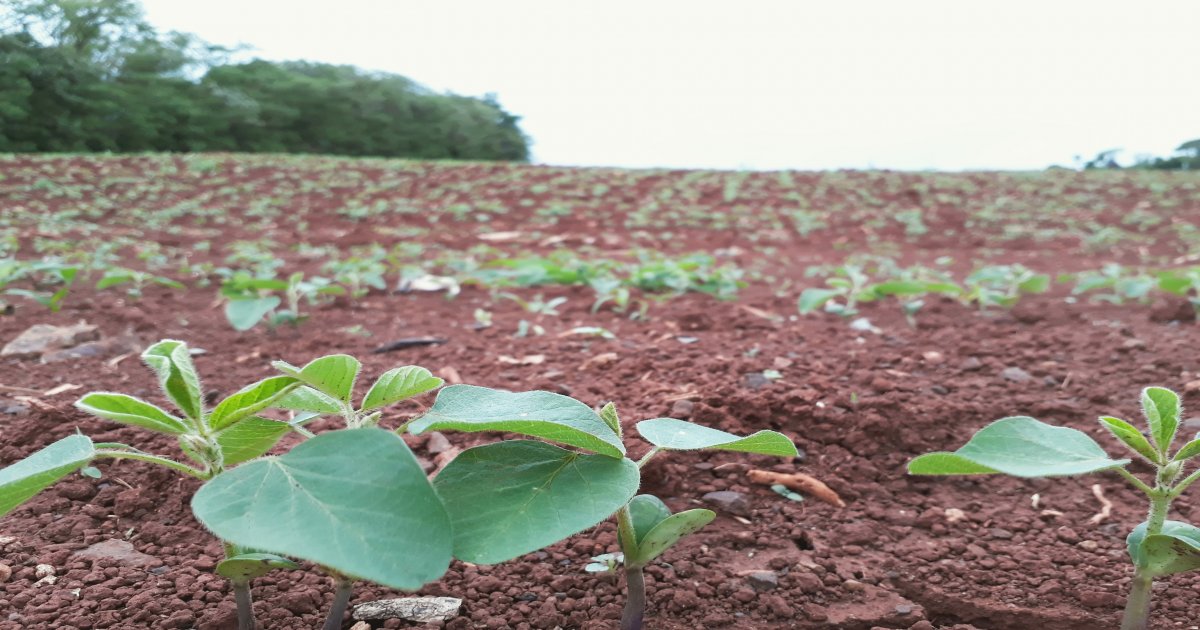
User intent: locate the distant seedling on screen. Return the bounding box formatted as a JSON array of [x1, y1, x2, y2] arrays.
[[909, 387, 1200, 630]]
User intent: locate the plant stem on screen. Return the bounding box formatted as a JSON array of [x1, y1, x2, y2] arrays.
[[1121, 490, 1171, 630], [1121, 572, 1153, 630], [620, 565, 646, 630], [231, 579, 255, 630], [1116, 467, 1154, 496], [94, 449, 208, 479], [636, 447, 661, 469], [322, 575, 355, 630]]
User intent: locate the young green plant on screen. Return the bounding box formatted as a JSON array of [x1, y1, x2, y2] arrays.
[[908, 387, 1200, 630], [406, 387, 799, 630]]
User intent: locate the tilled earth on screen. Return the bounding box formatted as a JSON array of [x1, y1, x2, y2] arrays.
[[1, 156, 1200, 629]]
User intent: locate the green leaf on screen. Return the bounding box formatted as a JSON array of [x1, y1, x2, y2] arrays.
[[1127, 520, 1200, 577], [433, 440, 640, 564], [907, 416, 1129, 478], [797, 288, 842, 314], [1018, 274, 1050, 293], [141, 340, 204, 422], [0, 434, 95, 516], [274, 386, 342, 415], [871, 281, 929, 296], [74, 393, 189, 435], [1174, 437, 1200, 462], [225, 297, 281, 332], [1099, 416, 1161, 464], [192, 429, 452, 590], [361, 366, 443, 411], [627, 508, 715, 568], [273, 355, 361, 403], [409, 386, 625, 458], [1142, 387, 1181, 454], [216, 417, 291, 467], [598, 402, 621, 436], [628, 494, 671, 546], [216, 553, 299, 581], [208, 376, 300, 431], [636, 419, 798, 457]]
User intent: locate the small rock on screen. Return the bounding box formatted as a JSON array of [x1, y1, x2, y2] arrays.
[[989, 528, 1013, 540], [0, 563, 10, 582], [1079, 591, 1116, 608], [895, 604, 914, 615], [960, 357, 983, 371], [743, 373, 771, 390], [1077, 540, 1099, 551], [841, 579, 865, 593], [41, 334, 142, 363], [0, 399, 29, 415], [921, 351, 944, 364], [34, 564, 55, 578], [1001, 367, 1032, 383], [353, 597, 463, 623], [848, 318, 881, 334], [745, 570, 779, 591], [702, 491, 752, 516], [350, 623, 371, 630], [73, 540, 158, 567], [2, 323, 98, 358], [670, 399, 695, 419], [1056, 527, 1079, 544]]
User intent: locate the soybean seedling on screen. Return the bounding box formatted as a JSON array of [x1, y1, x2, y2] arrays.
[[909, 387, 1200, 630], [0, 341, 455, 630], [406, 389, 799, 630], [193, 353, 451, 630]]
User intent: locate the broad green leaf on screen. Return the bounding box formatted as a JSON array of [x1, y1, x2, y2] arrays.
[[628, 508, 715, 568], [410, 386, 625, 458], [273, 355, 361, 403], [192, 429, 452, 590], [208, 376, 300, 430], [433, 440, 640, 564], [274, 386, 342, 415], [636, 418, 798, 457], [361, 366, 443, 411], [1099, 416, 1161, 464], [0, 434, 95, 516], [628, 494, 671, 546], [225, 296, 281, 332], [216, 417, 291, 466], [1174, 437, 1200, 462], [1142, 387, 1180, 454], [907, 416, 1129, 478], [75, 393, 188, 435], [141, 340, 203, 422], [1157, 273, 1192, 296], [216, 553, 299, 581], [95, 274, 132, 290], [1127, 520, 1200, 577], [797, 288, 842, 314]]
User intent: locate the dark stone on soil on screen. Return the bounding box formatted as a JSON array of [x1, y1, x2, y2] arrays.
[[702, 490, 751, 516], [743, 372, 771, 390], [370, 337, 448, 353], [1001, 366, 1032, 382], [745, 570, 779, 591]]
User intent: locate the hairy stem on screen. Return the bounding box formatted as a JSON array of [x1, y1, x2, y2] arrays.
[[1121, 572, 1153, 630], [1121, 490, 1171, 630], [1115, 467, 1154, 496], [231, 579, 255, 630], [94, 449, 208, 479], [321, 575, 355, 630], [636, 447, 661, 469], [620, 565, 646, 630]]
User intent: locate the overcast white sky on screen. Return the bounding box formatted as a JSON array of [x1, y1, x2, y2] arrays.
[[141, 1, 1200, 171]]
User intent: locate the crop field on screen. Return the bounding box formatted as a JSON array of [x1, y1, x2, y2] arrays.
[[3, 153, 1200, 629]]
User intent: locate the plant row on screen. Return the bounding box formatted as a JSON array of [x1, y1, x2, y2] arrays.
[[0, 340, 797, 630]]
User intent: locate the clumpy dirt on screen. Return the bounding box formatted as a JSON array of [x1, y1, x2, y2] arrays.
[[2, 156, 1200, 629]]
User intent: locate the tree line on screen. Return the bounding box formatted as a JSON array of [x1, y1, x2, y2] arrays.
[[0, 0, 530, 160]]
